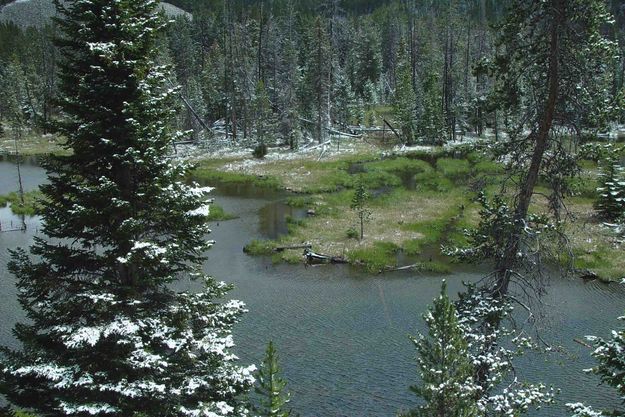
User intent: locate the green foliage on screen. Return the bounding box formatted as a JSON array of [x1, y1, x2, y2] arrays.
[[473, 159, 503, 175], [444, 192, 557, 265], [346, 227, 359, 239], [401, 218, 449, 256], [418, 59, 445, 145], [414, 170, 454, 193], [285, 196, 315, 208], [578, 142, 625, 162], [402, 281, 478, 417], [253, 80, 277, 148], [254, 341, 293, 417], [365, 158, 432, 176], [393, 39, 417, 144]]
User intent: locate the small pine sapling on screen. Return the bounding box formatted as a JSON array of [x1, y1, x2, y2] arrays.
[[254, 341, 293, 417], [350, 180, 371, 241], [402, 280, 479, 417]]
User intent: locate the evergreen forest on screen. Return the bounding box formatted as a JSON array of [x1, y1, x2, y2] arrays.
[[0, 0, 625, 416]]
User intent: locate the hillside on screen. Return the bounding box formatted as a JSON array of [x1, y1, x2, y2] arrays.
[[0, 0, 190, 27]]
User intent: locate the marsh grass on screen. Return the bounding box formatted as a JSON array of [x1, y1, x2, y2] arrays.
[[191, 168, 282, 189], [206, 204, 237, 221], [200, 147, 622, 280], [0, 190, 43, 216]]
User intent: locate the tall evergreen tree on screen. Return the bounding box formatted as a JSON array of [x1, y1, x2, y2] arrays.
[[392, 39, 417, 145], [0, 1, 254, 416], [418, 56, 445, 145], [252, 80, 276, 149]]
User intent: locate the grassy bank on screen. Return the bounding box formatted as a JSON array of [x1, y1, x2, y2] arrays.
[[191, 145, 622, 281], [225, 149, 496, 273]]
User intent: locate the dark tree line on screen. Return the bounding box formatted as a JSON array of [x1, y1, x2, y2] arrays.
[[2, 0, 624, 149]]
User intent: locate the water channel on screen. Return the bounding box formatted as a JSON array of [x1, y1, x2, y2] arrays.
[[0, 157, 624, 416]]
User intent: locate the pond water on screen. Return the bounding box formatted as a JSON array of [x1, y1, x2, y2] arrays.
[[1, 161, 624, 416]]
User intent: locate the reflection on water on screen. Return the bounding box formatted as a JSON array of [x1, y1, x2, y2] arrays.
[[1, 162, 624, 416], [0, 155, 48, 194], [258, 202, 307, 239]]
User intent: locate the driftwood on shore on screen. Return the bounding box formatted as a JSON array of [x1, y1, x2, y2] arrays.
[[303, 248, 348, 265], [384, 263, 421, 272]]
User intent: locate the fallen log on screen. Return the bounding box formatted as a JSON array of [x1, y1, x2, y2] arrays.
[[383, 119, 402, 142], [384, 263, 421, 272], [301, 140, 331, 151], [274, 243, 312, 252], [574, 338, 592, 349]]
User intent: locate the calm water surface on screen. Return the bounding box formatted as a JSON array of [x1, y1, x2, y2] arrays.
[[1, 162, 624, 416]]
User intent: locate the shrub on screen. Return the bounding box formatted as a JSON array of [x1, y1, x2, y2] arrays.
[[253, 143, 268, 158], [346, 227, 359, 239]]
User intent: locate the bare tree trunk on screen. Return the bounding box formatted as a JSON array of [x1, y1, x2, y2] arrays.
[[493, 0, 563, 298]]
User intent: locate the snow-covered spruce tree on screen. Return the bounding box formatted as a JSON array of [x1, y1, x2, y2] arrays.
[[0, 1, 254, 416], [594, 157, 625, 222], [402, 281, 479, 417], [455, 285, 554, 416], [253, 341, 292, 417], [568, 313, 625, 417]]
